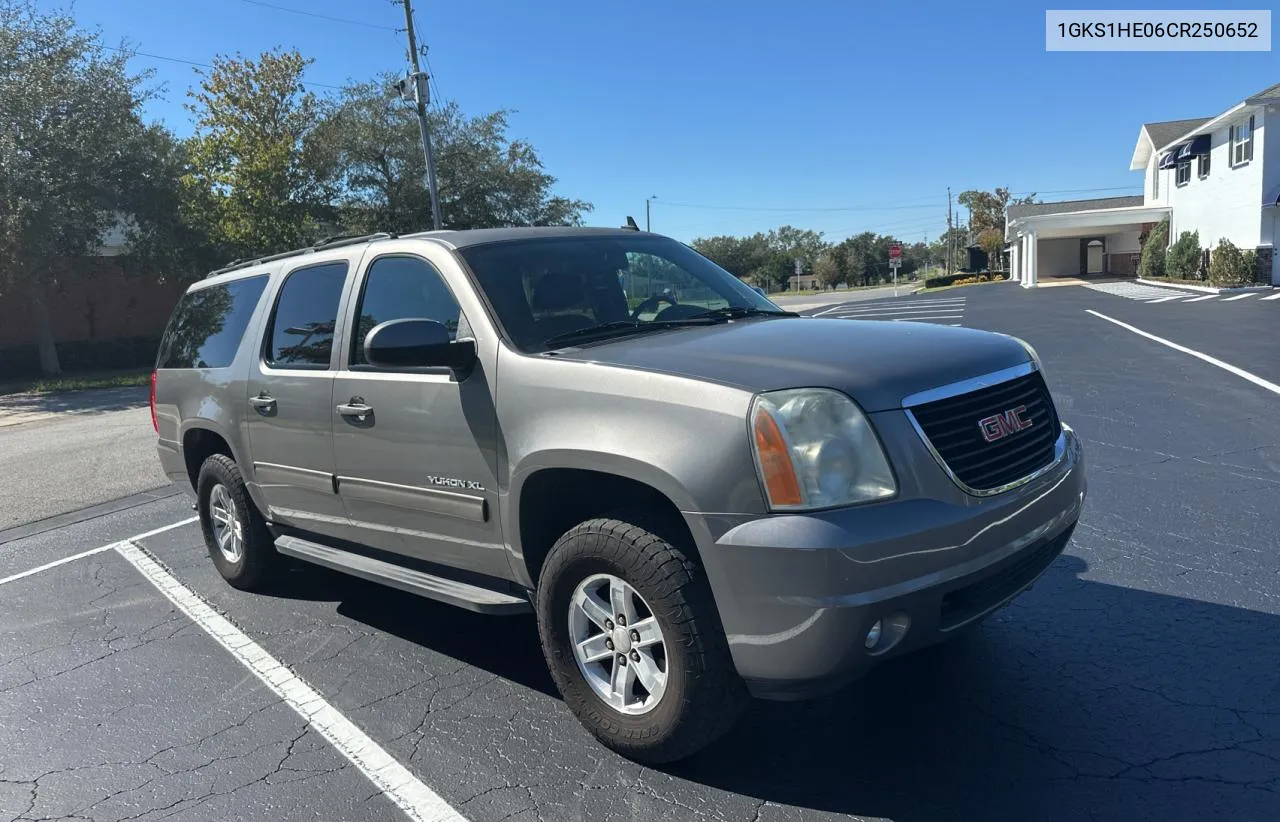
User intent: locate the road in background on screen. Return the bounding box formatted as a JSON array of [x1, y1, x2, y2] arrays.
[[0, 387, 168, 531], [770, 282, 920, 312]]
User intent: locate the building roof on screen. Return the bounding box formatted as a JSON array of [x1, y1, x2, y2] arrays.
[[1006, 196, 1145, 221], [1144, 118, 1212, 151], [1130, 117, 1212, 170], [1246, 81, 1280, 104]]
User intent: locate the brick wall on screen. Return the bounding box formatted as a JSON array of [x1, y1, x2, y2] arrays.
[[0, 259, 187, 348]]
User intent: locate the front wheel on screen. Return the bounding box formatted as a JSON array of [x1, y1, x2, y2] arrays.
[[535, 517, 748, 764]]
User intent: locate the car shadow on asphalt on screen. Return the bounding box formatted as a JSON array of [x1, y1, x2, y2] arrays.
[[259, 552, 1277, 821], [263, 562, 559, 698], [671, 552, 1278, 820]]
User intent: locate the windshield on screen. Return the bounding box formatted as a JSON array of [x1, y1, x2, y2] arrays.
[[456, 234, 785, 352]]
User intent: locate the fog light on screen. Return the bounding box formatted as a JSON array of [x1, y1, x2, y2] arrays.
[[864, 619, 883, 649]]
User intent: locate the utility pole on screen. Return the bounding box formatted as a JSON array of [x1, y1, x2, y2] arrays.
[[646, 195, 657, 232], [400, 0, 442, 230], [946, 187, 953, 274]]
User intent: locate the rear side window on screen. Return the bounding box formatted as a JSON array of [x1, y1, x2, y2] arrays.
[[156, 275, 269, 369], [265, 262, 348, 369]]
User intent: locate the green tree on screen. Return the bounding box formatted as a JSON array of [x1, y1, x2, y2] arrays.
[[312, 80, 590, 232], [1165, 230, 1202, 280], [901, 241, 930, 279], [690, 233, 768, 281], [958, 187, 1037, 246], [1137, 218, 1169, 279], [0, 0, 166, 374], [837, 233, 877, 286], [766, 225, 828, 271], [977, 228, 1005, 272], [813, 251, 844, 290], [182, 48, 330, 260]]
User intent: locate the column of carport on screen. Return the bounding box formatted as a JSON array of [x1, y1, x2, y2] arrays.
[[1009, 242, 1021, 284], [1021, 232, 1038, 288]]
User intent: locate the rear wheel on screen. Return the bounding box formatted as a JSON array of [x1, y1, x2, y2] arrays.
[[535, 517, 748, 764], [196, 454, 278, 590]]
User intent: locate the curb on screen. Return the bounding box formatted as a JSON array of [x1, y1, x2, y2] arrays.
[[1136, 278, 1274, 295]]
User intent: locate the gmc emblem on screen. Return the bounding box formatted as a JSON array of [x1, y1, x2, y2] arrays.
[[978, 406, 1033, 443]]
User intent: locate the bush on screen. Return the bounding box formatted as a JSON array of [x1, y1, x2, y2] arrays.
[[1137, 218, 1169, 278], [1165, 230, 1202, 280], [1207, 239, 1258, 286]]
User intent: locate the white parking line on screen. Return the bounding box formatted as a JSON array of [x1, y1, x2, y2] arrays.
[[1145, 296, 1186, 303], [0, 544, 117, 587], [1221, 293, 1257, 301], [0, 517, 198, 587], [1261, 292, 1280, 301], [115, 540, 467, 822], [817, 298, 965, 315], [0, 511, 464, 820], [890, 315, 965, 321], [1183, 295, 1217, 302], [1087, 310, 1280, 397], [832, 309, 965, 319]]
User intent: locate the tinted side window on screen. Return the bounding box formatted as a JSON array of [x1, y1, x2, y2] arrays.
[[156, 275, 269, 369], [266, 262, 348, 368], [350, 256, 462, 366]]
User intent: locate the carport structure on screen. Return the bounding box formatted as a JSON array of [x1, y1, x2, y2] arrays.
[[1005, 196, 1171, 288]]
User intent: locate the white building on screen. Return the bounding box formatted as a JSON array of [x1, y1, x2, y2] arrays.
[[1007, 82, 1280, 287]]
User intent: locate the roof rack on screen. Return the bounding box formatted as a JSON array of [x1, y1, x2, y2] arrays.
[[314, 231, 396, 249], [204, 232, 398, 278]]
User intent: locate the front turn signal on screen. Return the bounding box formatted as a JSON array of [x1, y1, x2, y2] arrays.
[[752, 405, 803, 508]]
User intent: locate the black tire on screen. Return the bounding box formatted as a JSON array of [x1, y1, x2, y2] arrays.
[[195, 453, 278, 590], [535, 517, 748, 764]]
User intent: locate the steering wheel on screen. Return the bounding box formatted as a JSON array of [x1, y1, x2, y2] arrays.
[[630, 294, 678, 320]]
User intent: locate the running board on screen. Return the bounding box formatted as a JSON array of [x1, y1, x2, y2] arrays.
[[274, 536, 531, 615]]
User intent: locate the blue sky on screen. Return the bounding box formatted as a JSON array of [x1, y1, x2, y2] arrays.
[[43, 0, 1277, 244]]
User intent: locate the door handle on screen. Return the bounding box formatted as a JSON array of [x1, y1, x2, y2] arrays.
[[336, 398, 373, 421], [248, 394, 276, 412]]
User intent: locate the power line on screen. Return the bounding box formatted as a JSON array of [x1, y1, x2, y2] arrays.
[[237, 0, 399, 31], [423, 53, 444, 106], [103, 45, 346, 91], [658, 198, 943, 214]]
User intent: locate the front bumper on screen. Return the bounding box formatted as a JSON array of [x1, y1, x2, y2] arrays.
[[690, 424, 1086, 701]]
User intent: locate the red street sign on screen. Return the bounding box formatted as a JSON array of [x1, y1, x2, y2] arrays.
[[889, 244, 902, 259]]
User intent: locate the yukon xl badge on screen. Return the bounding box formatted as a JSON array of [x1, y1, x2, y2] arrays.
[[425, 475, 486, 492], [978, 406, 1033, 443]]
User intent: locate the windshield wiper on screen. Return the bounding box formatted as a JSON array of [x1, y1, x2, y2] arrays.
[[688, 306, 800, 320], [543, 318, 718, 348]]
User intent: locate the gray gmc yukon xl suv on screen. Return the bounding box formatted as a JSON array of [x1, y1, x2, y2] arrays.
[[152, 227, 1086, 763]]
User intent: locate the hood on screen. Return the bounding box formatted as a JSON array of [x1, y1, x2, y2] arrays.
[[550, 316, 1031, 412]]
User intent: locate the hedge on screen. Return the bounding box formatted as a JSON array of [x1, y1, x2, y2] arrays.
[[924, 272, 999, 289]]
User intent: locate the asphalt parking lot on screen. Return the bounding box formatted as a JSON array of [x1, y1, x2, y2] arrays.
[[3, 280, 1279, 822]]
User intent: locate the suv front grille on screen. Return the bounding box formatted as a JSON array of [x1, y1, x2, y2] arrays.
[[908, 370, 1061, 494]]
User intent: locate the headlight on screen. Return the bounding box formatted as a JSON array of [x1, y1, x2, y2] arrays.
[[750, 388, 897, 511]]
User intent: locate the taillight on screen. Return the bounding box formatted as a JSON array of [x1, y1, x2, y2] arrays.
[[149, 370, 159, 433]]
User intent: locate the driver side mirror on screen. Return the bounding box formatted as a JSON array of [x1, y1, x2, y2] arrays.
[[364, 318, 476, 378]]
